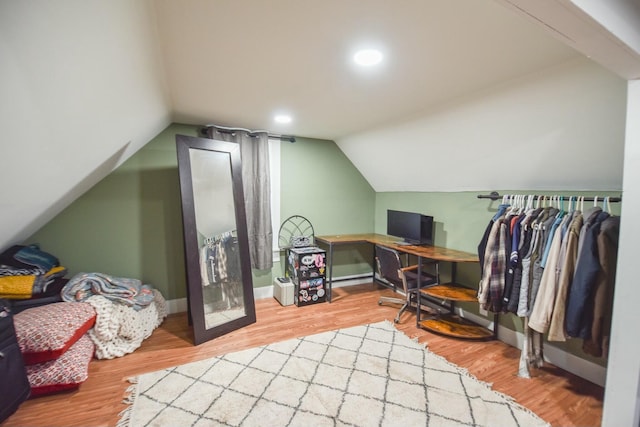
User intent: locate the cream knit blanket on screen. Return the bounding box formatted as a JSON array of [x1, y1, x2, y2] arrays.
[[86, 290, 167, 359]]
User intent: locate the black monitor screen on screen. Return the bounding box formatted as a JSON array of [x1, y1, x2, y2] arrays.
[[387, 210, 434, 245]]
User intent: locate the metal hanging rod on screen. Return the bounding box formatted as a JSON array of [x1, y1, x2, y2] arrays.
[[200, 125, 296, 143], [477, 191, 622, 203]]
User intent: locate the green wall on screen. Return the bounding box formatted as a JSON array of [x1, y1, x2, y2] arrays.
[[27, 124, 198, 300], [26, 124, 375, 299], [375, 190, 622, 367], [280, 136, 376, 279], [25, 121, 620, 367]]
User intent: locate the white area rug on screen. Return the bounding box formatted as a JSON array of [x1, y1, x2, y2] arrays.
[[118, 321, 548, 427]]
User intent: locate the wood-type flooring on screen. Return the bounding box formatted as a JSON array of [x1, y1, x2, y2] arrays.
[[2, 284, 604, 427]]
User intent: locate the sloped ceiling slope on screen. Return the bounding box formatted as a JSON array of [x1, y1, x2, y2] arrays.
[[155, 0, 579, 140], [156, 0, 628, 193], [337, 56, 628, 192], [0, 0, 172, 250]]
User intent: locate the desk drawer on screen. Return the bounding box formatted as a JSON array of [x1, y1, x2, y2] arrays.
[[287, 247, 326, 280], [294, 277, 326, 306]]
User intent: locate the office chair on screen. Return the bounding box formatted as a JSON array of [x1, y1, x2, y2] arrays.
[[375, 245, 439, 323]]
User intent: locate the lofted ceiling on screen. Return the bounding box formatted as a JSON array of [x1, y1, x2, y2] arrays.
[[1, 0, 639, 250], [155, 0, 580, 140]]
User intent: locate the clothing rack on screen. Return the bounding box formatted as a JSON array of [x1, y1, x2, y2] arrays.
[[203, 230, 237, 247], [200, 124, 296, 143], [477, 191, 622, 203]]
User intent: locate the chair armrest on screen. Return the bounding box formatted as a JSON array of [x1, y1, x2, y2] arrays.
[[400, 265, 419, 274], [401, 260, 438, 273]]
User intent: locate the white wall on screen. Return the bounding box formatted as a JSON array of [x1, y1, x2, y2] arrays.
[[517, 1, 640, 424], [602, 79, 640, 427], [337, 57, 627, 192], [572, 0, 640, 65], [0, 0, 171, 250]]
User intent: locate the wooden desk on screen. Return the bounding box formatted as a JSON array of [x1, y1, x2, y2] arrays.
[[314, 233, 478, 293], [315, 233, 494, 340]]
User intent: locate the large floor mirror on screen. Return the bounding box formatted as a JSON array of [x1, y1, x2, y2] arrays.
[[176, 134, 256, 345]]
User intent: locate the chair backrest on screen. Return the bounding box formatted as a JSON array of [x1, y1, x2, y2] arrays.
[[375, 245, 403, 287]]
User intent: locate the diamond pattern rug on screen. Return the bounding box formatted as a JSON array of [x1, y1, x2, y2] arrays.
[[118, 321, 549, 426]]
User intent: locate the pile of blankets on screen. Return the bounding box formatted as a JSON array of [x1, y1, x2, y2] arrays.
[[61, 272, 167, 359], [1, 244, 168, 359], [61, 272, 156, 311]]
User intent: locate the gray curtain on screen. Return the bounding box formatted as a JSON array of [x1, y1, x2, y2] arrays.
[[206, 127, 273, 269]]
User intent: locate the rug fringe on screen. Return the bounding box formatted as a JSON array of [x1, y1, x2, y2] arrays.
[[117, 376, 139, 427], [116, 407, 131, 427], [382, 318, 432, 349], [385, 320, 549, 425]]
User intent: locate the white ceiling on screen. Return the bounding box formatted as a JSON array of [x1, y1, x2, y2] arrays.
[[155, 0, 580, 140], [1, 0, 639, 250]]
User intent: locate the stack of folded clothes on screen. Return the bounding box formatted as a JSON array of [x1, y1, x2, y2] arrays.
[[0, 245, 68, 312]]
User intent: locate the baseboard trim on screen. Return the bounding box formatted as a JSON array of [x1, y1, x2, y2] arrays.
[[330, 274, 374, 288], [166, 274, 372, 315], [253, 285, 273, 300], [166, 297, 188, 315], [454, 308, 607, 387], [252, 274, 372, 303]]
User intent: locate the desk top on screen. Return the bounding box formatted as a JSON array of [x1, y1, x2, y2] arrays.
[[315, 233, 479, 263]]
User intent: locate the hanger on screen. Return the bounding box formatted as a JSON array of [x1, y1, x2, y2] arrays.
[[604, 196, 611, 214], [510, 194, 521, 215], [558, 196, 565, 216]]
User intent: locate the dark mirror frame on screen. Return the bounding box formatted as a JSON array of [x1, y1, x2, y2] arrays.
[[176, 134, 256, 345]]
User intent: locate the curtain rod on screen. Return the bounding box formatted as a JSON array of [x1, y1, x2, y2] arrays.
[[477, 191, 622, 203], [200, 125, 296, 143]]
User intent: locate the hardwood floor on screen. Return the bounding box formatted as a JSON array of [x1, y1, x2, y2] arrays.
[[3, 284, 604, 427]]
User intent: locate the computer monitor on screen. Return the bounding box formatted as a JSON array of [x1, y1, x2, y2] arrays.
[[387, 209, 434, 245]]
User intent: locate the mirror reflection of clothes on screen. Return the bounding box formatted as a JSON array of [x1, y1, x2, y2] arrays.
[[200, 231, 238, 286], [199, 230, 242, 310]]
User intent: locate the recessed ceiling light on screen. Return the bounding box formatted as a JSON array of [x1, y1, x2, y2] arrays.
[[354, 49, 383, 66], [274, 114, 292, 124]]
